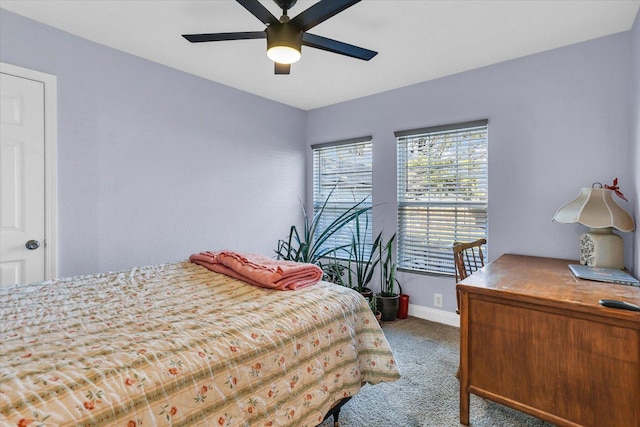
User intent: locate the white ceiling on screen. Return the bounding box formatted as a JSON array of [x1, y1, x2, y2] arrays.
[[2, 1, 639, 110]]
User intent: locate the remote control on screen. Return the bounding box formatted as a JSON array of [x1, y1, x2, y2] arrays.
[[598, 299, 640, 312]]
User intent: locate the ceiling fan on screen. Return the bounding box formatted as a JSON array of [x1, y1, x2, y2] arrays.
[[182, 0, 378, 75]]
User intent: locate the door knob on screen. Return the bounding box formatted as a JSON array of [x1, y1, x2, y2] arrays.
[[25, 240, 40, 250]]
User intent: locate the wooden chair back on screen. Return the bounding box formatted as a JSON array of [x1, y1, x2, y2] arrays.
[[453, 238, 487, 282], [453, 238, 487, 313]]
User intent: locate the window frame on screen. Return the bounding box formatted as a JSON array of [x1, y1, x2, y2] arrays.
[[311, 136, 373, 260], [395, 120, 488, 276]]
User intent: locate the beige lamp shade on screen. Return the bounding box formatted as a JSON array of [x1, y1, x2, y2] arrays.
[[553, 188, 635, 232]]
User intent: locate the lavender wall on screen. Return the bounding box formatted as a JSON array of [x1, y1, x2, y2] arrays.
[[306, 31, 636, 312], [631, 9, 640, 274], [1, 10, 307, 277]]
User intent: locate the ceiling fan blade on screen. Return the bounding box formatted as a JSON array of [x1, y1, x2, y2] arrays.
[[182, 31, 266, 43], [302, 33, 377, 61], [290, 0, 360, 32], [236, 0, 279, 25], [275, 62, 291, 75]]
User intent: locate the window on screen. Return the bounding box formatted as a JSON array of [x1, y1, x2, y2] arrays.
[[312, 137, 373, 258], [396, 120, 488, 275]]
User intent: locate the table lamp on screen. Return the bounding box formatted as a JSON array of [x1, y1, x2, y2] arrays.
[[553, 181, 635, 269]]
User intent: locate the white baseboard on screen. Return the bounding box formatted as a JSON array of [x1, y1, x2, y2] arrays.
[[408, 303, 460, 328]]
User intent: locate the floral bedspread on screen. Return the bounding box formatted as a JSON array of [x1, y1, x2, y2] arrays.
[[0, 261, 400, 427]]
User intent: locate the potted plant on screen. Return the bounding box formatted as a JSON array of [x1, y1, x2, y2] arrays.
[[319, 250, 347, 286], [345, 214, 383, 299], [276, 185, 370, 267], [377, 233, 402, 321], [368, 293, 382, 324]]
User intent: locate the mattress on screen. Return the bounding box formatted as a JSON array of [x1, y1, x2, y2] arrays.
[[0, 261, 400, 426]]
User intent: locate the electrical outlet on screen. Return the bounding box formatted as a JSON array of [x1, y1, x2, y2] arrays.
[[434, 293, 443, 308]]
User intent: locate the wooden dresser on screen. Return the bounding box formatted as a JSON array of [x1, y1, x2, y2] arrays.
[[457, 254, 640, 427]]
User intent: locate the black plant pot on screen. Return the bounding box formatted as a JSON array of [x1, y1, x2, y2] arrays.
[[377, 294, 400, 321], [358, 287, 373, 300]]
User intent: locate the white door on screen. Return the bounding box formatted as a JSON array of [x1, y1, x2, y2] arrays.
[[0, 72, 46, 285]]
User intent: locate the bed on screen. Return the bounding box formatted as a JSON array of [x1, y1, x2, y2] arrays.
[[0, 260, 400, 426]]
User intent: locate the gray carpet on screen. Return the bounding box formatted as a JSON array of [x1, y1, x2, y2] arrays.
[[318, 317, 555, 427]]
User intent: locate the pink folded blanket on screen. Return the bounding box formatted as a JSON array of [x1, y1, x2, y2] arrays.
[[189, 251, 323, 290]]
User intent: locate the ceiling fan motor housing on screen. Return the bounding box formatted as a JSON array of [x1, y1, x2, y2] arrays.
[[266, 23, 303, 62]]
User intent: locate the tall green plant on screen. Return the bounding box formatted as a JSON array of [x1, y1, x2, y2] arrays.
[[276, 187, 371, 266], [346, 214, 383, 292], [380, 233, 401, 296]]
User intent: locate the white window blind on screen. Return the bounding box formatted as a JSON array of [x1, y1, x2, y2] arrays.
[[312, 137, 373, 258], [396, 120, 488, 275]]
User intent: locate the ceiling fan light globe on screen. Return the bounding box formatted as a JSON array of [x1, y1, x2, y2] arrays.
[[267, 46, 301, 64]]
